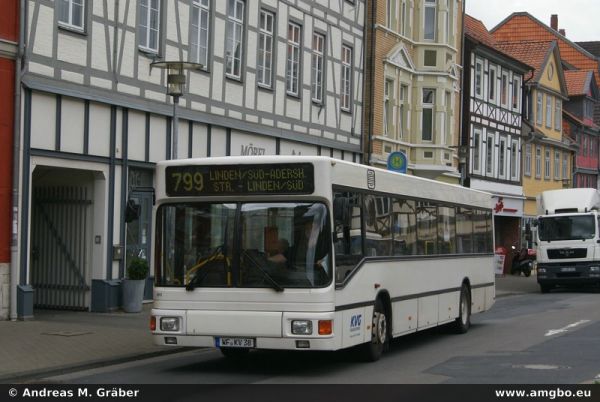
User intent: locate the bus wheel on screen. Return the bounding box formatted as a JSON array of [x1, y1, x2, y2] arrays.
[[540, 285, 551, 294], [358, 298, 388, 362], [220, 347, 250, 359], [453, 284, 471, 334]]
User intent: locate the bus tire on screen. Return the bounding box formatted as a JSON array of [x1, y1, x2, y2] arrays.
[[358, 298, 388, 362], [453, 284, 471, 334], [220, 347, 250, 359], [540, 284, 551, 293]]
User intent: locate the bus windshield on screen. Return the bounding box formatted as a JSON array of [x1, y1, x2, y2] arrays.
[[155, 202, 331, 289], [538, 215, 596, 241]]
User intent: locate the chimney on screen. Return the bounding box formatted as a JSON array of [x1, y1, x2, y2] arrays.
[[559, 29, 566, 36], [551, 14, 558, 31]]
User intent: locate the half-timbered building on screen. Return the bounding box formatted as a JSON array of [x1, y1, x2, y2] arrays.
[[462, 15, 530, 261], [10, 0, 365, 318]]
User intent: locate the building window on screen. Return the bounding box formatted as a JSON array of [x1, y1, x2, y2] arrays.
[[424, 0, 437, 41], [384, 79, 394, 137], [139, 0, 160, 53], [546, 95, 552, 128], [545, 148, 551, 179], [399, 85, 408, 139], [225, 0, 245, 79], [474, 59, 483, 97], [341, 45, 352, 111], [422, 89, 435, 141], [562, 153, 568, 181], [445, 1, 451, 44], [311, 32, 325, 102], [535, 145, 541, 178], [488, 66, 496, 102], [473, 128, 481, 173], [536, 93, 543, 126], [424, 50, 437, 67], [511, 140, 519, 180], [554, 150, 561, 179], [401, 0, 408, 37], [445, 91, 452, 145], [584, 99, 593, 120], [512, 77, 520, 110], [555, 98, 562, 130], [190, 0, 210, 67], [257, 10, 274, 87], [387, 0, 397, 29], [286, 22, 302, 96], [486, 133, 495, 175], [58, 0, 85, 31], [501, 71, 509, 107], [524, 143, 531, 177], [499, 138, 506, 178]]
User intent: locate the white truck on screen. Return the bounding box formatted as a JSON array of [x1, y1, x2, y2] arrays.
[[536, 188, 600, 293]]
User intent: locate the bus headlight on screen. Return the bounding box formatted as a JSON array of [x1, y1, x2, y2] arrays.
[[291, 320, 313, 335], [160, 317, 180, 332], [589, 266, 600, 272], [537, 268, 546, 273]]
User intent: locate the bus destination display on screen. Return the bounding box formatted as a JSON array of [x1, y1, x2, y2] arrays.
[[165, 163, 314, 196]]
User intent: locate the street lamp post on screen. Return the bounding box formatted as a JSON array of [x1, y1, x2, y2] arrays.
[[150, 61, 203, 159]]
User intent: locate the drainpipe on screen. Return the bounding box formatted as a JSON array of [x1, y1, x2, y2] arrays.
[[10, 0, 26, 321], [365, 0, 376, 165], [458, 0, 466, 186]]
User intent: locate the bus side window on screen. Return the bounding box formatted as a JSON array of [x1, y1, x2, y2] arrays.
[[392, 198, 416, 256], [364, 195, 392, 256]]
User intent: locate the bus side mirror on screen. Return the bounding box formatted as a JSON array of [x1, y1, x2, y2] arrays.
[[333, 197, 350, 227], [124, 199, 140, 223]]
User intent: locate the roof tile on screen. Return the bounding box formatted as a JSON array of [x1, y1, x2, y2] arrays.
[[494, 40, 554, 82], [563, 70, 592, 97], [464, 15, 497, 48], [492, 13, 600, 82]]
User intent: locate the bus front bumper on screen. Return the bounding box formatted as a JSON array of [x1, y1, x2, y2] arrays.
[[151, 308, 341, 351], [152, 334, 340, 351]]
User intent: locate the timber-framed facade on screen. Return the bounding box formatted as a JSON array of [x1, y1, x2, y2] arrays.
[[10, 0, 365, 318]]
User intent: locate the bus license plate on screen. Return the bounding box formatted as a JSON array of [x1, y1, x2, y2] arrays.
[[216, 337, 255, 348]]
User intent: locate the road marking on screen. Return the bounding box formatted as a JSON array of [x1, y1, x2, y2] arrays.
[[545, 320, 590, 337], [512, 364, 570, 370]]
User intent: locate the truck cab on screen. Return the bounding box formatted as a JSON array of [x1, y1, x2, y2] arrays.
[[536, 189, 600, 293]]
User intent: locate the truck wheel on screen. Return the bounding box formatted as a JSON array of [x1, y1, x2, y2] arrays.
[[452, 284, 471, 334]]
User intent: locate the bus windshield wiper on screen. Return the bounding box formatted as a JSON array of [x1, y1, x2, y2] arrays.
[[242, 250, 284, 292]]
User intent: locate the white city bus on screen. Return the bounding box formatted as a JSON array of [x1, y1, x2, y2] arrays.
[[150, 156, 495, 361]]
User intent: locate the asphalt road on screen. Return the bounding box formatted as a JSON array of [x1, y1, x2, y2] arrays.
[[40, 289, 600, 385]]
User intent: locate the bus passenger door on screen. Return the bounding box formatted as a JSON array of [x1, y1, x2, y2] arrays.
[[333, 191, 363, 284]]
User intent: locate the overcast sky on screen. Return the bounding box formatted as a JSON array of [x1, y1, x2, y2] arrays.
[[465, 0, 600, 42]]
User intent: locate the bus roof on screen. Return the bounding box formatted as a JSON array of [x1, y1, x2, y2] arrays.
[[156, 156, 493, 210]]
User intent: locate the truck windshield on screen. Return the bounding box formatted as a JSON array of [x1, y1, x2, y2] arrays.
[[538, 215, 596, 241], [154, 202, 331, 289]]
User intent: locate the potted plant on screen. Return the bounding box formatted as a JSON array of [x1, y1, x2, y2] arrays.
[[122, 257, 149, 313]]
